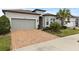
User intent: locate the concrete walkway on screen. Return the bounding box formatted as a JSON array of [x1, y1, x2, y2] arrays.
[[15, 34, 79, 51]]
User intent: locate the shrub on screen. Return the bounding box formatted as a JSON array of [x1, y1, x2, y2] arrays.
[[61, 26, 67, 29], [50, 22, 61, 32], [43, 27, 50, 31], [73, 27, 76, 30], [0, 15, 10, 34]]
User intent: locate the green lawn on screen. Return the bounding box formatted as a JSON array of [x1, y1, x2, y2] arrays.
[[44, 28, 79, 37], [0, 29, 79, 51], [0, 34, 11, 51]]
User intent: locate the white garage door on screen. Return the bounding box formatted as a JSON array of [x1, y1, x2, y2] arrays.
[[11, 18, 36, 30]]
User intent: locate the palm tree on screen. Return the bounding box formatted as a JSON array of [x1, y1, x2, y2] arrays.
[[56, 8, 71, 26]]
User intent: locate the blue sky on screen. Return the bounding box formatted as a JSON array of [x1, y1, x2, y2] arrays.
[[33, 8, 79, 16], [1, 8, 79, 16]]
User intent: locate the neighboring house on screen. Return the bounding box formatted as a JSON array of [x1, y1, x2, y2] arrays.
[[2, 9, 79, 31], [64, 16, 79, 27]]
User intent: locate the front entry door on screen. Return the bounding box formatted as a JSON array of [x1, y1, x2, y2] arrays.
[[38, 17, 43, 29]]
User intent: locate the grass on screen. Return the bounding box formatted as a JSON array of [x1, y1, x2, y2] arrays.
[[44, 28, 79, 37], [0, 28, 79, 50], [0, 34, 11, 51]]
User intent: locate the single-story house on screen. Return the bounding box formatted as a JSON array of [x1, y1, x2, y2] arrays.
[[2, 9, 79, 31]]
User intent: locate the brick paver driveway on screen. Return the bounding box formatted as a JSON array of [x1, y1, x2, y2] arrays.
[[16, 34, 79, 51], [11, 30, 58, 50]]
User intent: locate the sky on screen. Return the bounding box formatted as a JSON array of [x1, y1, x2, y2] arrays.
[[1, 8, 79, 16], [34, 8, 79, 16]]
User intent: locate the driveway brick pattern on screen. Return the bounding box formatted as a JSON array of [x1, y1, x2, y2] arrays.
[[11, 30, 58, 50]]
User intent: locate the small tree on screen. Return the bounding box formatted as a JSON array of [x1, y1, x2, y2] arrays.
[[50, 22, 61, 32], [56, 8, 71, 26], [0, 15, 10, 34]]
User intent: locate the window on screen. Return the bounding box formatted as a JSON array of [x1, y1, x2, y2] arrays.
[[56, 17, 58, 19], [65, 21, 68, 24], [50, 21, 52, 24], [46, 19, 49, 25], [53, 19, 55, 22], [46, 21, 49, 25], [76, 19, 78, 26], [50, 18, 53, 24], [67, 18, 70, 23], [51, 18, 53, 20]]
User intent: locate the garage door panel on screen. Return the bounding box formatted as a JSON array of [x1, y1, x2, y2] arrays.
[[11, 18, 36, 30]]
